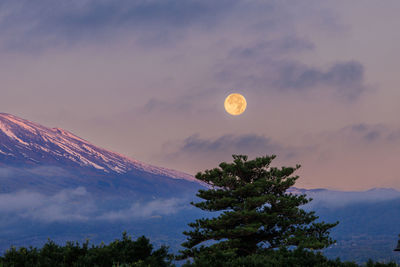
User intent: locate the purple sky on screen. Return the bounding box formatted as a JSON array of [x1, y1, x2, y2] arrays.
[[1, 1, 400, 190]]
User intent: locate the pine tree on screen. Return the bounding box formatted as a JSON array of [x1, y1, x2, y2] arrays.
[[179, 154, 338, 259]]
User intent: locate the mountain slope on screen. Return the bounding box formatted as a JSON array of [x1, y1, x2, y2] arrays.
[[0, 113, 207, 255], [0, 113, 199, 196], [0, 113, 195, 180]]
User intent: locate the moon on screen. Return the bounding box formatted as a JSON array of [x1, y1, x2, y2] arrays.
[[224, 93, 247, 116]]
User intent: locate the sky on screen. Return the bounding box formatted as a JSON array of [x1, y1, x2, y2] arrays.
[[1, 0, 400, 190]]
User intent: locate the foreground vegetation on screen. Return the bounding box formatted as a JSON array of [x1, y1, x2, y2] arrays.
[[183, 248, 398, 267], [1, 236, 398, 267], [1, 155, 399, 266], [0, 232, 172, 267]]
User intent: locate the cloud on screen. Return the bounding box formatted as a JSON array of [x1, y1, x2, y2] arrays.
[[334, 123, 400, 143], [1, 186, 400, 225], [213, 33, 368, 101], [297, 188, 400, 209], [217, 50, 367, 100], [0, 187, 187, 224], [0, 187, 96, 222], [229, 37, 315, 60], [160, 133, 314, 173], [141, 96, 196, 114], [180, 134, 281, 155], [0, 190, 46, 212], [275, 61, 366, 100], [0, 0, 237, 50], [97, 198, 183, 221]]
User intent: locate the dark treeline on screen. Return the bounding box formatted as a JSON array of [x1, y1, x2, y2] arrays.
[[0, 238, 398, 267], [0, 232, 172, 267]]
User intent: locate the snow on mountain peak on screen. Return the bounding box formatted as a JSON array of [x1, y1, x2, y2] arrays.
[[0, 113, 196, 182]]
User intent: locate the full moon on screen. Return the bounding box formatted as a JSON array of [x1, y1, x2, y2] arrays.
[[224, 93, 247, 116]]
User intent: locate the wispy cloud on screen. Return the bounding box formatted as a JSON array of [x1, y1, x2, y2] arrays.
[[322, 123, 400, 145], [0, 0, 238, 50], [275, 61, 366, 100], [180, 134, 280, 154], [159, 133, 315, 174], [98, 198, 184, 221], [0, 187, 187, 224], [301, 188, 400, 208], [216, 41, 368, 101]]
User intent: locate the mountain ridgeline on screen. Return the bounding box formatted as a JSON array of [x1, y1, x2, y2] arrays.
[[0, 113, 200, 198]]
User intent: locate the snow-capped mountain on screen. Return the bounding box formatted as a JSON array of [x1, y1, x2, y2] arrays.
[[0, 113, 195, 181], [0, 113, 201, 196]]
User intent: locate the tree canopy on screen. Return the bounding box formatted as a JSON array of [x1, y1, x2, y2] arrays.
[[179, 154, 339, 259]]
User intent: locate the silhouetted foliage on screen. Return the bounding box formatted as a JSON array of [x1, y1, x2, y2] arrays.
[[0, 232, 172, 267], [182, 247, 398, 267], [179, 154, 339, 260]]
